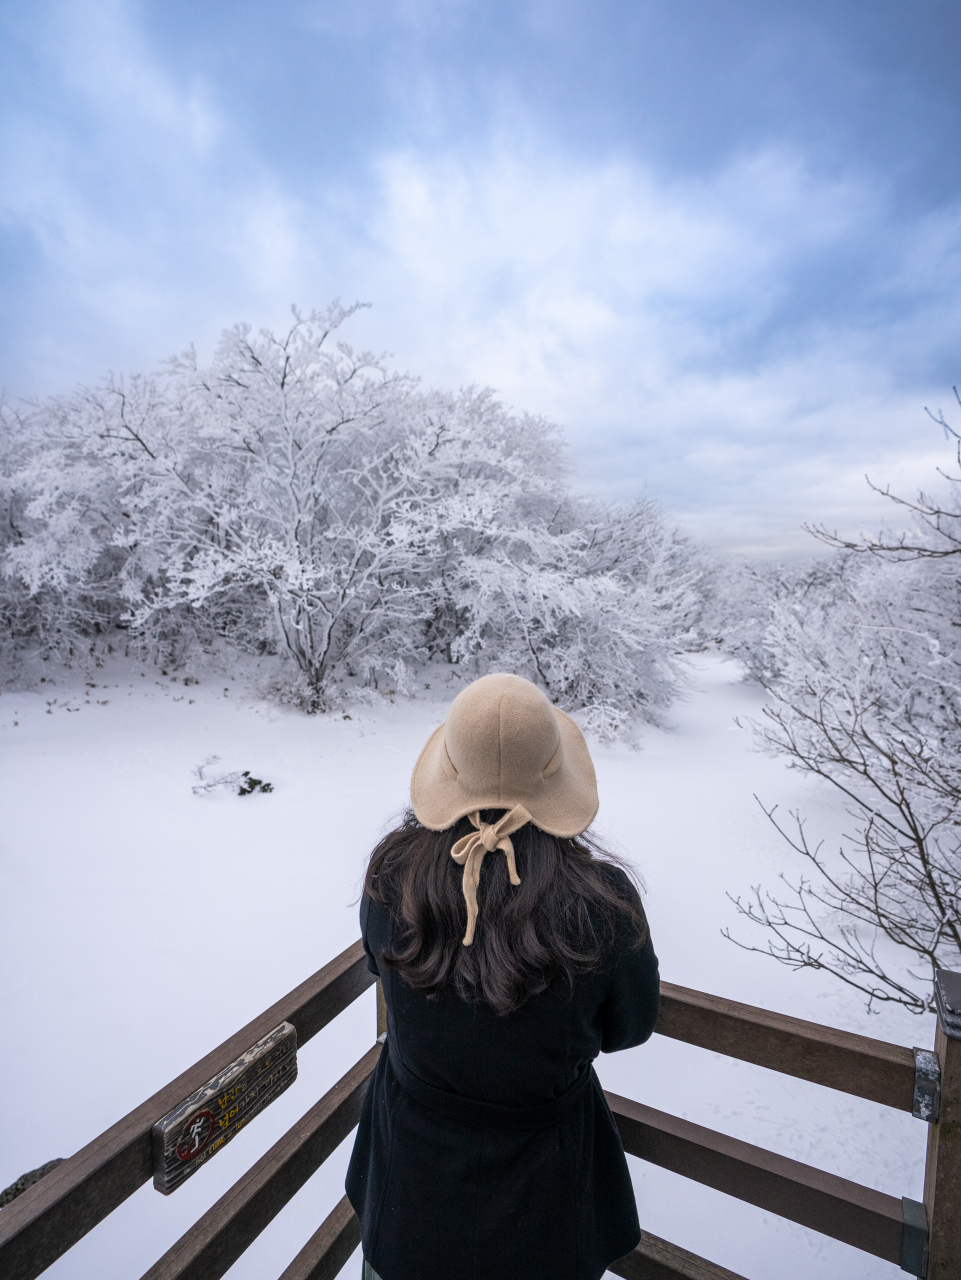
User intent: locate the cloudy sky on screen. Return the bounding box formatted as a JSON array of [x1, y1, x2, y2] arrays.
[[1, 1, 959, 554]]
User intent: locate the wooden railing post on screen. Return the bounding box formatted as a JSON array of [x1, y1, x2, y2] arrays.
[[923, 970, 961, 1279], [376, 979, 387, 1042]]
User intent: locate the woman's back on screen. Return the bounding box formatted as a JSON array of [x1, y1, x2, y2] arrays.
[[345, 674, 660, 1280], [362, 866, 657, 1110]]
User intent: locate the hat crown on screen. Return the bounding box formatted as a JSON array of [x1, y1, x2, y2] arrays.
[[410, 671, 598, 838], [445, 674, 560, 799]]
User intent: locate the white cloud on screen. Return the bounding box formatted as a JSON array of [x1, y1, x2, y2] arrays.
[[335, 143, 960, 553], [0, 2, 310, 383], [42, 0, 222, 151]]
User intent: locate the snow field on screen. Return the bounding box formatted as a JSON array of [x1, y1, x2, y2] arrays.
[[0, 655, 933, 1278]]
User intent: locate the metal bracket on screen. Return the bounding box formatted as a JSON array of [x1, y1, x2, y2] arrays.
[[913, 1048, 941, 1122], [901, 1197, 929, 1276], [934, 969, 961, 1040]]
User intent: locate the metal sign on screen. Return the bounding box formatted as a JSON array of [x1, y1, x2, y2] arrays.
[[151, 1021, 297, 1194]]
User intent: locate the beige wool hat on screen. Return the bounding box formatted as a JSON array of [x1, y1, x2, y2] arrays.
[[411, 673, 599, 944]]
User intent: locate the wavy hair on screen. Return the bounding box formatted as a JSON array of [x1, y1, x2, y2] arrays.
[[365, 809, 647, 1015]]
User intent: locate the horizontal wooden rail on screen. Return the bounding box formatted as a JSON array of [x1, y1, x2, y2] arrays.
[[607, 1090, 904, 1263], [141, 1045, 380, 1280], [276, 1196, 361, 1280], [0, 941, 375, 1280], [609, 1231, 750, 1280], [656, 981, 916, 1112]]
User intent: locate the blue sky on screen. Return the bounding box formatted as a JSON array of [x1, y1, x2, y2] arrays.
[[1, 0, 959, 553]]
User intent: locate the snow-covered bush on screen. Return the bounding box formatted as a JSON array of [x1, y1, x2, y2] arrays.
[[1, 305, 701, 729], [191, 757, 274, 796], [446, 497, 700, 734], [699, 553, 865, 682]]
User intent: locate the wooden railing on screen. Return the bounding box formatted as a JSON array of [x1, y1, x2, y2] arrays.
[[1, 945, 958, 1280]]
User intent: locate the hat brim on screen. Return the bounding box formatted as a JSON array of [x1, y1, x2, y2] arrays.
[[411, 706, 598, 837]]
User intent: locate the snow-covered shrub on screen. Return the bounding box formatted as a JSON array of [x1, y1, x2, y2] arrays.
[[444, 497, 701, 733], [0, 305, 701, 729], [191, 756, 274, 796], [701, 553, 862, 683], [0, 411, 114, 671], [0, 368, 206, 670]]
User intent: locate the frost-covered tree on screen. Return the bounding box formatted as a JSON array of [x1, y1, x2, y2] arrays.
[[125, 305, 446, 701], [0, 384, 137, 666], [727, 399, 961, 1013], [1, 305, 700, 726]]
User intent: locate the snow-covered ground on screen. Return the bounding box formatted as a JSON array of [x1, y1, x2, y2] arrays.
[[0, 655, 934, 1279]]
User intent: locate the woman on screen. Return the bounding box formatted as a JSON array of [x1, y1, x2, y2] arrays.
[[346, 672, 659, 1280]]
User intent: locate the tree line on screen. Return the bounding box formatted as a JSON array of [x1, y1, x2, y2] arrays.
[[0, 304, 701, 734]]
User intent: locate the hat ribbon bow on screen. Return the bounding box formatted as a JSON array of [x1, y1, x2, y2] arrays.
[[450, 805, 530, 946]]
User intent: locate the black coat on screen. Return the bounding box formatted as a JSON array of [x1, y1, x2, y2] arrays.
[[345, 870, 660, 1280]]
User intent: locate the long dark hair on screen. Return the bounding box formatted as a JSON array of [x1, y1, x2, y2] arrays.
[[365, 809, 647, 1015]]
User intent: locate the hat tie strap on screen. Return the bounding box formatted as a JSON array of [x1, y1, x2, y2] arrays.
[[450, 805, 530, 946]]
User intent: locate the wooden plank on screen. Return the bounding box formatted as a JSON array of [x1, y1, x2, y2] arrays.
[[0, 1163, 64, 1211], [140, 1046, 380, 1280], [606, 1090, 904, 1263], [609, 1232, 750, 1280], [0, 941, 375, 1280], [276, 1196, 361, 1280], [657, 981, 916, 1112], [376, 979, 387, 1041]]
